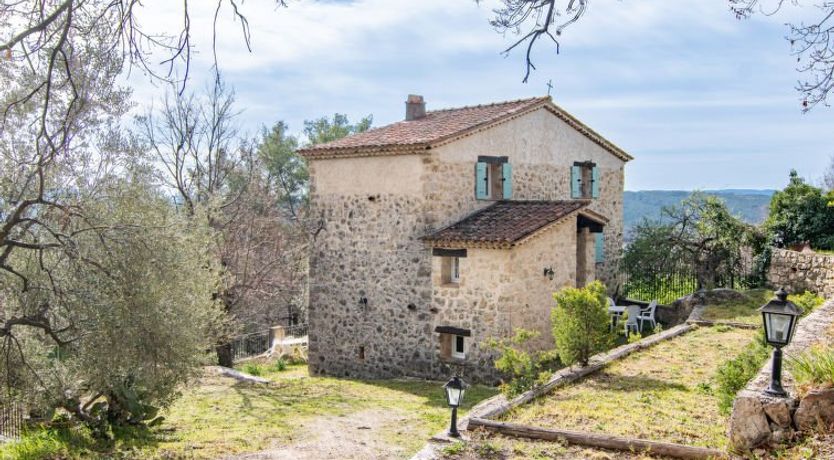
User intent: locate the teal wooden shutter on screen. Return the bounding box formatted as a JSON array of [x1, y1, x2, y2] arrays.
[[591, 166, 600, 198], [475, 162, 488, 199], [571, 165, 582, 198], [595, 233, 604, 263], [502, 163, 512, 199]]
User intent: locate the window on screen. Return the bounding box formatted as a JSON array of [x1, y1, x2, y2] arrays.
[[433, 248, 466, 286], [571, 161, 600, 199], [475, 156, 512, 200], [452, 335, 466, 359], [435, 326, 471, 361], [450, 257, 460, 283]]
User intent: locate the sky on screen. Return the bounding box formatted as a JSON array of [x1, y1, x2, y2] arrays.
[[129, 0, 834, 191]]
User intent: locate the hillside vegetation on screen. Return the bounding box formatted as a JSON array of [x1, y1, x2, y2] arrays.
[[624, 189, 774, 237]]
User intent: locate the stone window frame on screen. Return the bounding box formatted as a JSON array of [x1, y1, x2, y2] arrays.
[[433, 248, 467, 287], [435, 326, 471, 362]]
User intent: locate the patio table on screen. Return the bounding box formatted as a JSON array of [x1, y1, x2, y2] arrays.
[[608, 305, 628, 330]]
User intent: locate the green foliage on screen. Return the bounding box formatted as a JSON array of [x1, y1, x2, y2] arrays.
[[623, 190, 773, 236], [790, 291, 825, 315], [789, 346, 834, 393], [627, 331, 643, 344], [622, 193, 757, 294], [765, 170, 834, 250], [257, 121, 308, 214], [303, 113, 373, 146], [441, 441, 466, 456], [484, 329, 557, 397], [551, 281, 613, 367], [1, 174, 226, 435], [475, 441, 501, 458], [272, 358, 288, 372], [715, 331, 769, 414], [242, 363, 264, 376]]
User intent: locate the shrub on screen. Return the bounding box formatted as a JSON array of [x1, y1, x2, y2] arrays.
[[715, 331, 769, 414], [789, 346, 834, 394], [272, 358, 288, 372], [790, 291, 824, 316], [441, 441, 466, 456], [484, 329, 556, 397], [241, 364, 263, 376], [552, 281, 614, 367]]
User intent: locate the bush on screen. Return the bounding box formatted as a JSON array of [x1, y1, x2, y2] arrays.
[[789, 346, 834, 394], [551, 281, 614, 367], [241, 363, 263, 376], [272, 358, 288, 372], [715, 331, 769, 415], [790, 291, 824, 315], [484, 329, 557, 397]]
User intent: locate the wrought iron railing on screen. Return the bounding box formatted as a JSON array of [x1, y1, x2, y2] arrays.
[[0, 400, 24, 441], [229, 331, 271, 362]]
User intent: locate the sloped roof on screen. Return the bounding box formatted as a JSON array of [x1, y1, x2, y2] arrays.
[[297, 96, 632, 161], [422, 200, 601, 249]]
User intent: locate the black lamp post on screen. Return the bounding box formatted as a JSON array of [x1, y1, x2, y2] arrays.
[[443, 376, 468, 437], [759, 288, 803, 397]]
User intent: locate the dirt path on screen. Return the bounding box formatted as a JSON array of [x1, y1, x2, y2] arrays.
[[228, 408, 414, 460]]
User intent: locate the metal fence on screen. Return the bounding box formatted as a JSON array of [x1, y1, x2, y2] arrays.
[[229, 331, 271, 362], [284, 323, 308, 338], [617, 260, 751, 305], [0, 400, 24, 441]]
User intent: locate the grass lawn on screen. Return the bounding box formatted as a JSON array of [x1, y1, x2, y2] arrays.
[[145, 362, 497, 459], [699, 289, 824, 325], [698, 288, 772, 324], [500, 325, 757, 450], [0, 363, 497, 460]]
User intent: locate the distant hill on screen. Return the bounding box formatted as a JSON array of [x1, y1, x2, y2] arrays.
[[623, 189, 775, 237]]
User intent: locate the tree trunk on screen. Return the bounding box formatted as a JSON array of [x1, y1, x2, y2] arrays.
[[216, 342, 234, 367]]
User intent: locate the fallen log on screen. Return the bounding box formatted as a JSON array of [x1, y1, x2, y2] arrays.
[[468, 418, 727, 460]]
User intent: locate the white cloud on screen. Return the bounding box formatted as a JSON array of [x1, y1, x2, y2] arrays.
[[124, 0, 834, 190]]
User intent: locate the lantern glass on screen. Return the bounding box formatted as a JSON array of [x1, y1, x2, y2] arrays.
[[446, 387, 464, 407], [763, 312, 794, 346], [443, 376, 467, 408]]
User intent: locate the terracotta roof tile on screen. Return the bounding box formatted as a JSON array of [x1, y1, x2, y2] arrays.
[[423, 200, 591, 247], [298, 97, 549, 157]]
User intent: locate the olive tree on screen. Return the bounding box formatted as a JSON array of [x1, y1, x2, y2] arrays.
[[1, 172, 226, 432]]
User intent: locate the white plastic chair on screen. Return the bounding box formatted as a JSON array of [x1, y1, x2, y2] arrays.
[[624, 305, 641, 336], [638, 300, 658, 331]]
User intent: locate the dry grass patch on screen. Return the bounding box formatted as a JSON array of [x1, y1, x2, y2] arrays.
[[147, 363, 497, 459], [501, 326, 757, 449], [440, 429, 665, 460]]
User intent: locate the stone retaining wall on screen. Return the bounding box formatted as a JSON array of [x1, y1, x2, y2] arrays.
[[727, 298, 834, 450], [768, 248, 834, 297]]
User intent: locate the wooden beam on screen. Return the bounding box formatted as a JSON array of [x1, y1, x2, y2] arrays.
[[468, 418, 727, 460]]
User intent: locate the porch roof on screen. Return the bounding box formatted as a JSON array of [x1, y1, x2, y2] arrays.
[[422, 200, 606, 249]]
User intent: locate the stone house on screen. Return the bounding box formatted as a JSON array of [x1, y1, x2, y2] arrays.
[[299, 95, 633, 383]]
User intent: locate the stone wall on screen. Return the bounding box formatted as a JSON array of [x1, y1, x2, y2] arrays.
[[306, 105, 628, 383], [727, 298, 834, 450], [768, 248, 834, 298], [430, 107, 626, 288]]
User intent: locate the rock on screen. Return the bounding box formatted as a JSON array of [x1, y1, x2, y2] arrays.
[[794, 389, 834, 432], [763, 397, 795, 428], [729, 395, 772, 449]]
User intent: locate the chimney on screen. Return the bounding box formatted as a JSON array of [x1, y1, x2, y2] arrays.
[[405, 94, 426, 121]]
